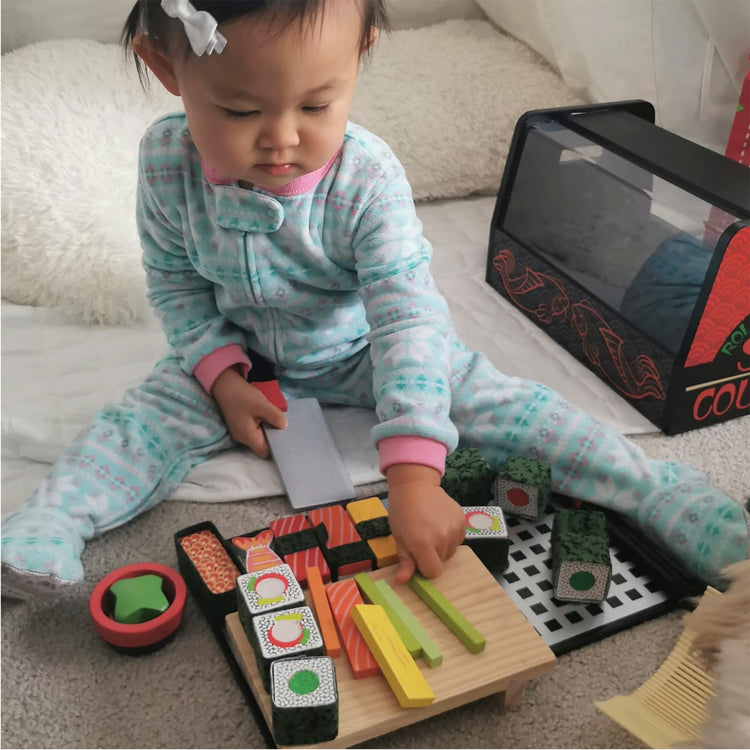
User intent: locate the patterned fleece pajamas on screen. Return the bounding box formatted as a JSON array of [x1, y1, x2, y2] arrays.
[[2, 117, 747, 598]]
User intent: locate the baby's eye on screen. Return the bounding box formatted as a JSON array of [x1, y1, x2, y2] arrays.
[[303, 105, 330, 115], [225, 109, 260, 119]]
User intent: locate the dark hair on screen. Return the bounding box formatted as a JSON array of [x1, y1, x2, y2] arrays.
[[122, 0, 389, 85]]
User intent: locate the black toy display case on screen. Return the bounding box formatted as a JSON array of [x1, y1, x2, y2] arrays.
[[486, 100, 750, 434]]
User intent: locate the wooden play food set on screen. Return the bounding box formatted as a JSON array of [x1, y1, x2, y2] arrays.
[[223, 545, 556, 747]]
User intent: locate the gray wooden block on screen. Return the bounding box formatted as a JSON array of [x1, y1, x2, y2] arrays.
[[265, 398, 356, 510]]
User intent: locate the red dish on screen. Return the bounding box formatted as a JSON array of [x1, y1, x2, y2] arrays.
[[89, 562, 186, 650]]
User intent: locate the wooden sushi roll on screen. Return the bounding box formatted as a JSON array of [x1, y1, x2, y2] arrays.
[[493, 455, 552, 520], [236, 563, 306, 646], [270, 656, 338, 746], [551, 509, 612, 603], [251, 606, 325, 692], [441, 448, 496, 506], [462, 506, 510, 573]]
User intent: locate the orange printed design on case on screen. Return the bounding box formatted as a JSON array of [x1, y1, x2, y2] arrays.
[[179, 530, 239, 594]]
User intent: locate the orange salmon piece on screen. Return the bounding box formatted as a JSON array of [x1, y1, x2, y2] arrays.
[[325, 578, 379, 679]]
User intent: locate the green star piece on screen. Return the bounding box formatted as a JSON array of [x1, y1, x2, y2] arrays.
[[109, 574, 169, 625]]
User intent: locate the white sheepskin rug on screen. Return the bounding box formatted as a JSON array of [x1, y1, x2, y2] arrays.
[[1, 21, 575, 325]]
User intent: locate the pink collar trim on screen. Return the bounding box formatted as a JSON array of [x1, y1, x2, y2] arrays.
[[262, 153, 339, 196], [200, 152, 339, 196], [200, 158, 234, 186]]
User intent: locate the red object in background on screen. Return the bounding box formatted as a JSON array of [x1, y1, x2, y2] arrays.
[[685, 227, 750, 367], [725, 66, 750, 167], [89, 562, 186, 650]]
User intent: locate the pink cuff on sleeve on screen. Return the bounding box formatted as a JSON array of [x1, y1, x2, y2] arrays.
[[378, 436, 448, 476], [193, 344, 252, 394]]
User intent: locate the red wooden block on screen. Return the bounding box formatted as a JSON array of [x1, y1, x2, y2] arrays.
[[268, 514, 330, 587], [252, 379, 288, 412], [308, 504, 374, 578]]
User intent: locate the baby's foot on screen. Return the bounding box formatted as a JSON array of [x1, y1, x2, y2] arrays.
[[1, 507, 85, 600], [637, 466, 750, 588], [1, 563, 78, 600]]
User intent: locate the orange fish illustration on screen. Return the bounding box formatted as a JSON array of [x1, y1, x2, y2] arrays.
[[492, 249, 570, 324], [570, 300, 665, 400]]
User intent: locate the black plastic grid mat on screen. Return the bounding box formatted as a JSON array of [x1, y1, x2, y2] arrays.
[[496, 512, 677, 655]]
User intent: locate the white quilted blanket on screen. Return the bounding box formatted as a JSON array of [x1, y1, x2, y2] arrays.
[[1, 197, 655, 518]]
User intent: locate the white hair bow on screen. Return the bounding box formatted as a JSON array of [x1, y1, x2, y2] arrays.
[[161, 0, 227, 56]]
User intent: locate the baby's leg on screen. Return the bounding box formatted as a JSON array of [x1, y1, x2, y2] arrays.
[[448, 341, 749, 588], [1, 356, 233, 599]]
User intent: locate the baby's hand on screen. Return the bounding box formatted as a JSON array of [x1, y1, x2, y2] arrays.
[[386, 464, 466, 584], [211, 368, 287, 458]]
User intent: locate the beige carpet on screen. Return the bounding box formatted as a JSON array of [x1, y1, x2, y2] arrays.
[[2, 416, 748, 749]]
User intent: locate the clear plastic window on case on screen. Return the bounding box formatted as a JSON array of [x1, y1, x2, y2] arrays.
[[501, 122, 740, 355]]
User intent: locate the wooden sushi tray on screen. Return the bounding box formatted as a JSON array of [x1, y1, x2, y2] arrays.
[[225, 545, 556, 748]]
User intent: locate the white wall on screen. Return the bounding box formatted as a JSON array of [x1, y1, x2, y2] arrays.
[[477, 0, 750, 154], [2, 0, 135, 52], [0, 0, 485, 53]]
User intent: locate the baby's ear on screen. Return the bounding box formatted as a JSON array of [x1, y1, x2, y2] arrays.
[[362, 26, 379, 54], [132, 34, 181, 97]]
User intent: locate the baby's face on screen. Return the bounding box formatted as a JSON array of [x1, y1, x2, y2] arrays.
[[172, 1, 365, 189]]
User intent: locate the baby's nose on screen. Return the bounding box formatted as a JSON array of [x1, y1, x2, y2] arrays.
[[259, 115, 300, 151]]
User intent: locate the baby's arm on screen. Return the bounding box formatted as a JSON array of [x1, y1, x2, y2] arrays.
[[349, 141, 464, 580], [386, 464, 466, 583], [136, 131, 288, 453]]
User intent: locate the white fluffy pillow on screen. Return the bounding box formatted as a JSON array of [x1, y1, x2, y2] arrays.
[[1, 21, 575, 325], [352, 20, 575, 200], [1, 39, 175, 325]]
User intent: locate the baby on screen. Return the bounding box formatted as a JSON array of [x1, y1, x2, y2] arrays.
[[1, 0, 747, 599]]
